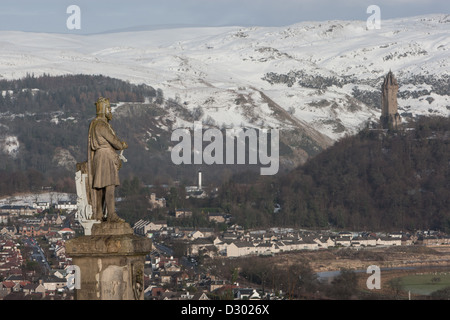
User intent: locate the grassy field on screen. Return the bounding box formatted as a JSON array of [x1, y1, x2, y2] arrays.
[[399, 272, 450, 296]]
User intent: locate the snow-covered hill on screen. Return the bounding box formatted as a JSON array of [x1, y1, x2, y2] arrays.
[[0, 14, 449, 143]]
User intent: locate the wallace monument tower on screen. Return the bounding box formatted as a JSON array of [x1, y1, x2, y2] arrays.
[[66, 97, 152, 300], [380, 71, 402, 130]]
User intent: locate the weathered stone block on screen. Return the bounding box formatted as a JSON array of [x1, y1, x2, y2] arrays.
[[66, 221, 152, 300]]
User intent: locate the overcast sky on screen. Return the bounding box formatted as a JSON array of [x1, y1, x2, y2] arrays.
[[0, 0, 448, 34]]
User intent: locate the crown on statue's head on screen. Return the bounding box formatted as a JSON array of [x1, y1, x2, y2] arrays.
[[95, 97, 110, 115]]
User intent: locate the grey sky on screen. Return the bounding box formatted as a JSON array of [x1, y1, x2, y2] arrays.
[[0, 0, 448, 34]]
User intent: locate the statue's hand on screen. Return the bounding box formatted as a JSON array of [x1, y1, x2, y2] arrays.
[[122, 141, 128, 149]]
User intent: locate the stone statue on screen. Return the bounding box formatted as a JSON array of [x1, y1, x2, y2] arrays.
[[87, 97, 128, 223], [69, 98, 151, 301]]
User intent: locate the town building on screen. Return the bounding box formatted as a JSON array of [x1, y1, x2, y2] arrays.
[[0, 205, 37, 216], [148, 193, 166, 209]]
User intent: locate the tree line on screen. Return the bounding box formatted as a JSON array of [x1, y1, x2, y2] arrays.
[[117, 115, 450, 232], [214, 116, 450, 232], [0, 73, 156, 116]]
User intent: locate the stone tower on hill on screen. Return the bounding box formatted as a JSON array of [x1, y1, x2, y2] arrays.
[[380, 71, 402, 130]]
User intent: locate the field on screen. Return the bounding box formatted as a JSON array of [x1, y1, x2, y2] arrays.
[[274, 245, 450, 273], [207, 245, 450, 299], [258, 245, 450, 298], [398, 272, 450, 296]]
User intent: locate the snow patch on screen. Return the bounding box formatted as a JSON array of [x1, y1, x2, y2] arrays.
[[1, 135, 20, 157]]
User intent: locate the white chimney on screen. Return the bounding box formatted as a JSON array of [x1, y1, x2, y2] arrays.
[[198, 171, 202, 190]]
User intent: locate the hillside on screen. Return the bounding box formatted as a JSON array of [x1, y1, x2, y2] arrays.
[[216, 116, 450, 231], [0, 75, 157, 194], [0, 14, 448, 143], [0, 74, 328, 196]]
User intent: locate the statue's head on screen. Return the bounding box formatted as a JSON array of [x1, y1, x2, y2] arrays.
[[95, 97, 112, 121]]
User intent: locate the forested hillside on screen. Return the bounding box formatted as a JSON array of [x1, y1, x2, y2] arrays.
[[0, 74, 298, 197], [217, 116, 450, 231], [0, 74, 158, 195], [0, 74, 333, 198]]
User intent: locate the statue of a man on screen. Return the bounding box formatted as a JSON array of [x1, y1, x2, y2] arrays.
[[87, 97, 128, 222]]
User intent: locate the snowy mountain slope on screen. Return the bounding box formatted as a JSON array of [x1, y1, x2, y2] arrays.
[[0, 14, 449, 145]]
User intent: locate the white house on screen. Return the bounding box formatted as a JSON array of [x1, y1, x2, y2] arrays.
[[34, 202, 50, 211], [314, 236, 335, 249], [278, 239, 319, 252], [335, 236, 352, 247], [234, 288, 261, 300], [133, 220, 168, 236], [41, 276, 67, 293], [188, 230, 204, 240], [55, 201, 77, 211], [377, 237, 401, 246], [149, 221, 167, 231], [352, 236, 377, 247], [226, 241, 257, 257], [58, 228, 75, 237], [254, 243, 279, 255]]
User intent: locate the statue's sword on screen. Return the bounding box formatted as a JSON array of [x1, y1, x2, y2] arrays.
[[119, 150, 127, 163]]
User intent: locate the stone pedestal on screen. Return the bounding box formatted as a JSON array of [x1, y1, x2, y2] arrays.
[[66, 221, 152, 300]]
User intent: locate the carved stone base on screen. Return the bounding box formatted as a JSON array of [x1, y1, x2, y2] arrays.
[[66, 221, 152, 300]]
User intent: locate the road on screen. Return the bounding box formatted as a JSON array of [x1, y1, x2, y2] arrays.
[[26, 237, 51, 273], [153, 242, 173, 256]]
